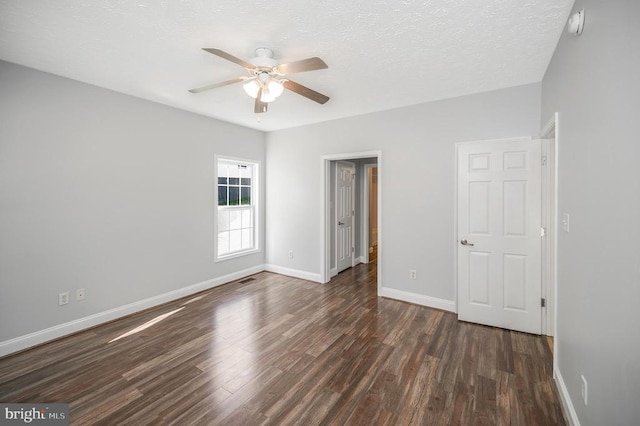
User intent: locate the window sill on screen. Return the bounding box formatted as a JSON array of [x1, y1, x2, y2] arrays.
[[215, 248, 261, 263]]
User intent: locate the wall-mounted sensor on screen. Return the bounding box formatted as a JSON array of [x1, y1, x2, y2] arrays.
[[567, 9, 585, 36]]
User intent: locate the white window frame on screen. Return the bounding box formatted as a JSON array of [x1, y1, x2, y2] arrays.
[[214, 155, 260, 262]]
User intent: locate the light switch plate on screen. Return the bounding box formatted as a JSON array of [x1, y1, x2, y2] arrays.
[[562, 213, 570, 233], [581, 375, 588, 405]]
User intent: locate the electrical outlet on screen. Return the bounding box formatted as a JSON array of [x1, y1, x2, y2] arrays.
[[289, 250, 294, 259], [581, 375, 588, 405], [409, 270, 417, 280], [76, 288, 85, 301], [58, 292, 69, 306]]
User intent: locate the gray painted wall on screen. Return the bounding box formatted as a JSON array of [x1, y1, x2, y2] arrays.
[[266, 83, 541, 302], [0, 61, 266, 343], [541, 1, 640, 424]]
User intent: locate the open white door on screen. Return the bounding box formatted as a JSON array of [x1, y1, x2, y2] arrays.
[[457, 139, 542, 334], [336, 161, 355, 273]]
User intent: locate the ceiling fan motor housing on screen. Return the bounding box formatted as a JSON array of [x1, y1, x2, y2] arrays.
[[249, 48, 278, 68]]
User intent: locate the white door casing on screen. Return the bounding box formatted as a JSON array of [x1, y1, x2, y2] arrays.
[[457, 139, 542, 334], [336, 161, 356, 273]]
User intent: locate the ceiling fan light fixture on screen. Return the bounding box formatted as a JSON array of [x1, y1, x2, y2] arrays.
[[243, 80, 260, 98], [247, 79, 284, 103], [260, 85, 276, 103], [267, 80, 284, 98]]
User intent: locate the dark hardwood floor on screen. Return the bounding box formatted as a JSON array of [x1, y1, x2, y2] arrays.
[[0, 259, 566, 425]]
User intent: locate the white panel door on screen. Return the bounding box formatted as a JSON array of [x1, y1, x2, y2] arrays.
[[457, 139, 542, 334], [336, 161, 355, 273]]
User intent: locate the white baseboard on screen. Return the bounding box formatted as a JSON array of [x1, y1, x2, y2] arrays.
[[330, 267, 337, 277], [0, 265, 266, 358], [554, 366, 580, 426], [354, 256, 364, 264], [264, 264, 321, 283], [379, 287, 456, 313]]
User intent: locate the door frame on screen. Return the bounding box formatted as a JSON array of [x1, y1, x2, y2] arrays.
[[335, 160, 356, 274], [362, 163, 378, 264], [541, 113, 558, 339], [321, 151, 382, 291], [454, 134, 556, 335]]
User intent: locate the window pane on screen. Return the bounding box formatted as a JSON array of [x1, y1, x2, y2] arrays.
[[229, 177, 240, 185], [242, 208, 252, 228], [218, 164, 229, 179], [229, 230, 242, 252], [241, 178, 251, 186], [229, 210, 242, 230], [218, 177, 228, 184], [218, 186, 228, 206], [218, 209, 230, 232], [240, 166, 252, 179], [242, 228, 253, 249], [218, 231, 229, 256], [229, 186, 240, 205], [241, 187, 251, 205], [227, 165, 240, 178]]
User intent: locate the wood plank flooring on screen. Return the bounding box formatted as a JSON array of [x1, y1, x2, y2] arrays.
[[0, 261, 566, 425]]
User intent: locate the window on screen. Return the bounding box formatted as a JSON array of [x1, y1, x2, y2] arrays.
[[215, 157, 259, 260]]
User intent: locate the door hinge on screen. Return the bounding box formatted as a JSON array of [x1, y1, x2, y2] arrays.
[[541, 156, 547, 166], [541, 298, 546, 308], [541, 227, 546, 237]]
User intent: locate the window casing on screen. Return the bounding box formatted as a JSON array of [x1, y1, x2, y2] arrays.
[[215, 157, 259, 260]]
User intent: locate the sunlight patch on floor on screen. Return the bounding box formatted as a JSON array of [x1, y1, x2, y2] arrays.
[[108, 307, 185, 343]]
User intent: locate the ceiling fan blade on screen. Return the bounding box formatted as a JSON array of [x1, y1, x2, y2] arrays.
[[283, 80, 330, 104], [254, 87, 268, 113], [274, 57, 328, 75], [202, 48, 256, 70], [188, 77, 247, 93]]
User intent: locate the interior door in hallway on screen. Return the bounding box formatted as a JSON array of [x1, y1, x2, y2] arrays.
[[336, 161, 355, 273], [368, 166, 378, 250], [457, 139, 542, 334]]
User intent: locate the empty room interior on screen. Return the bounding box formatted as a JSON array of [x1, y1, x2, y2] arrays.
[[1, 0, 638, 425]]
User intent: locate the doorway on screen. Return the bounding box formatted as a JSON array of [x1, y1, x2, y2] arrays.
[[321, 151, 382, 290]]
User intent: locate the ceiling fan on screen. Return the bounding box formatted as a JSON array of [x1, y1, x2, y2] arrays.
[[189, 48, 330, 113]]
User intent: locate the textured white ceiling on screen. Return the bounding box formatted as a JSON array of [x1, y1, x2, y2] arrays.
[[0, 0, 574, 131]]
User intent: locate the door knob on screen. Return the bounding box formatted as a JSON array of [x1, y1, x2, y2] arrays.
[[338, 221, 344, 226], [460, 239, 474, 246]]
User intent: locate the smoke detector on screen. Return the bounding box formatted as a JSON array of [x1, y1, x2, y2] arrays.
[[567, 10, 585, 36]]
